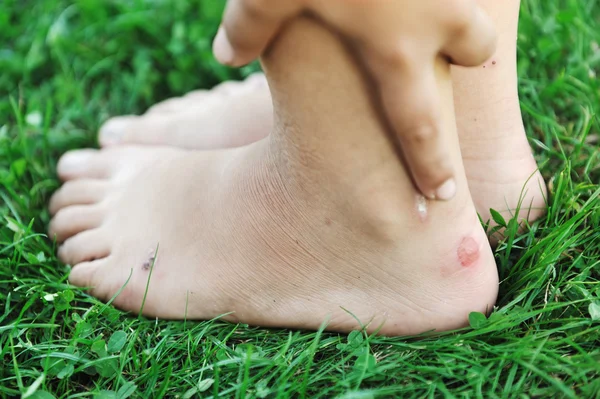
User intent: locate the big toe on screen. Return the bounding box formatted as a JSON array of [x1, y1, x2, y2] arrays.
[[98, 114, 185, 148], [98, 116, 140, 147]]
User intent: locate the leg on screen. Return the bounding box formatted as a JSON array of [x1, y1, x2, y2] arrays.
[[98, 1, 546, 242], [52, 17, 498, 335], [452, 0, 547, 230]]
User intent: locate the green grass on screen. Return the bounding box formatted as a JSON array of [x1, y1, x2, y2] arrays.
[[1, 0, 599, 397]]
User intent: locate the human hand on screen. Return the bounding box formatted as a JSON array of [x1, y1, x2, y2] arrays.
[[213, 0, 496, 200]]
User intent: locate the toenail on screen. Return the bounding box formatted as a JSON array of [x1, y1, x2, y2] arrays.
[[99, 119, 129, 145], [434, 179, 456, 201], [58, 152, 93, 173]]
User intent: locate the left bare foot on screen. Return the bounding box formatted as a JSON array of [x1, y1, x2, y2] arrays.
[[50, 17, 498, 335]]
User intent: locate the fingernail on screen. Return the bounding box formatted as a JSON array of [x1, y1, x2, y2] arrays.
[[434, 179, 457, 201], [213, 26, 235, 65], [99, 118, 128, 145]]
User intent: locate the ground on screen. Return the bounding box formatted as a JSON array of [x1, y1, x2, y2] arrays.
[[0, 0, 599, 398]]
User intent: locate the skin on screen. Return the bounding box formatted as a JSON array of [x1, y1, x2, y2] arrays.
[[49, 17, 498, 335], [452, 0, 546, 234], [98, 0, 547, 242], [214, 0, 498, 201]]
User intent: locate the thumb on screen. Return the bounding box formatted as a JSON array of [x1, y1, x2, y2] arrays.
[[214, 0, 302, 66]]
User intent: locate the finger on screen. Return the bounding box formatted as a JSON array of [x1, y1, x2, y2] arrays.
[[373, 54, 456, 200], [214, 0, 302, 66], [442, 3, 497, 67]]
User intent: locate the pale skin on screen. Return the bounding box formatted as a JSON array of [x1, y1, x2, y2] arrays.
[[49, 1, 548, 334], [50, 17, 498, 335], [99, 0, 546, 234], [214, 0, 499, 201]]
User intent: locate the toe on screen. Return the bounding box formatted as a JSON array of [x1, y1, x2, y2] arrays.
[[57, 150, 112, 181], [49, 204, 105, 243], [70, 256, 140, 308], [98, 116, 139, 146], [147, 91, 209, 114], [245, 73, 267, 88], [213, 74, 266, 95], [146, 98, 185, 114], [68, 258, 106, 289], [98, 114, 176, 147], [181, 90, 210, 102], [49, 179, 108, 215], [58, 229, 111, 265], [212, 81, 242, 96]]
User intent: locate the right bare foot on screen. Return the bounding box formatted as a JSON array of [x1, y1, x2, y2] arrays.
[[52, 17, 498, 335], [99, 73, 273, 150]]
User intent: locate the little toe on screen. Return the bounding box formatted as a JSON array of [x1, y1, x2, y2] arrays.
[[68, 258, 106, 289], [58, 229, 111, 265], [69, 259, 104, 287], [49, 204, 105, 243], [57, 150, 112, 181], [49, 179, 108, 215]]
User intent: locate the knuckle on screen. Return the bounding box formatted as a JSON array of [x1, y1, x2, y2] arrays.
[[382, 42, 413, 67], [240, 0, 272, 19], [446, 1, 475, 34], [403, 124, 438, 146], [450, 13, 471, 37]]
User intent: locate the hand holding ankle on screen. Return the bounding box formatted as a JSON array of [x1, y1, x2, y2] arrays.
[[213, 0, 497, 200]]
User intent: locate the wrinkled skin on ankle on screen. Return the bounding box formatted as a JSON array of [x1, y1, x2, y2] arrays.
[[214, 0, 498, 201]]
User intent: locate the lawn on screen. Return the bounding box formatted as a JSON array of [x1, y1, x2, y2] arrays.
[[1, 0, 599, 398]]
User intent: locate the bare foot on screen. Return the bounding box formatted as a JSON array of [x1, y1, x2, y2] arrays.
[[51, 17, 498, 335], [97, 75, 545, 241], [97, 6, 547, 242], [99, 73, 272, 150]]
